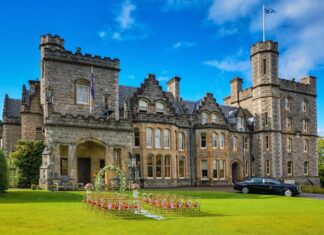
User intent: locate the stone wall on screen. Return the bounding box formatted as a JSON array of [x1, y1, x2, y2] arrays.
[[1, 122, 21, 159]]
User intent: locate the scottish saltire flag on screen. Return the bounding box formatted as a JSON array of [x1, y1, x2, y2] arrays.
[[265, 8, 276, 14], [90, 68, 95, 100]]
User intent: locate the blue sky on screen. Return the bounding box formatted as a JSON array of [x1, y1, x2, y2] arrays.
[[0, 0, 323, 135]]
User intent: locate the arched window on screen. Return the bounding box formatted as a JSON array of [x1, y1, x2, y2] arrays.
[[156, 155, 162, 178], [139, 99, 148, 112], [212, 133, 218, 148], [164, 155, 171, 178], [155, 129, 161, 148], [163, 129, 170, 148], [211, 114, 218, 124], [202, 112, 208, 124], [220, 133, 225, 149], [146, 128, 153, 148], [76, 84, 90, 104], [178, 157, 185, 178], [155, 101, 165, 113], [147, 154, 153, 178], [178, 133, 185, 150]]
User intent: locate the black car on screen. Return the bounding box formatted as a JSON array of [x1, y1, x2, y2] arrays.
[[233, 177, 301, 197]]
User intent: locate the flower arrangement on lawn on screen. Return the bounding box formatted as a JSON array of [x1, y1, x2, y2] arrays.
[[84, 183, 94, 192]]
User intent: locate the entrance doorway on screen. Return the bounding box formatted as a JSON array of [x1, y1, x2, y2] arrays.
[[78, 158, 91, 184], [232, 162, 241, 183]]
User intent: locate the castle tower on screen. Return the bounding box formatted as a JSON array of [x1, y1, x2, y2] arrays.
[[251, 41, 282, 178]]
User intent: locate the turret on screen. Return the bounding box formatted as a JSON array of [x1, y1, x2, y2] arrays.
[[251, 40, 279, 87], [40, 34, 65, 52]]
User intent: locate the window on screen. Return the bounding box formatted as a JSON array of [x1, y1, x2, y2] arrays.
[[286, 117, 292, 130], [238, 117, 244, 130], [287, 161, 293, 175], [146, 128, 153, 148], [265, 136, 270, 151], [244, 137, 249, 151], [211, 114, 218, 124], [76, 84, 89, 104], [134, 128, 140, 147], [135, 155, 141, 178], [178, 157, 185, 178], [201, 160, 208, 178], [178, 133, 184, 150], [304, 161, 309, 175], [245, 161, 249, 177], [263, 59, 267, 74], [266, 160, 271, 176], [302, 100, 307, 112], [202, 112, 208, 124], [302, 119, 309, 132], [213, 160, 218, 179], [100, 159, 105, 169], [156, 155, 162, 178], [304, 139, 310, 153], [264, 112, 268, 126], [220, 134, 225, 149], [212, 133, 218, 148], [163, 129, 170, 149], [147, 155, 153, 178], [200, 133, 207, 148], [285, 97, 292, 110], [60, 158, 68, 176], [155, 101, 164, 113], [139, 100, 148, 112], [287, 138, 292, 152], [103, 94, 110, 111], [165, 155, 171, 178], [155, 129, 161, 148], [219, 160, 225, 179], [233, 136, 238, 151]]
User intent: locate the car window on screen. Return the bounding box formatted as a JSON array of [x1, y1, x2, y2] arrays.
[[264, 179, 280, 185], [251, 178, 263, 184]]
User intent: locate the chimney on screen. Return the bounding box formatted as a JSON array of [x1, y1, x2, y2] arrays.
[[167, 76, 181, 101], [230, 77, 243, 102]]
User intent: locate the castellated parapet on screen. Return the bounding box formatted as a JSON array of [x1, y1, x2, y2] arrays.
[[251, 40, 279, 57]]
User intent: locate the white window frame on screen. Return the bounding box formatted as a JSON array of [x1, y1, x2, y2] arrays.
[[155, 101, 164, 113], [219, 160, 225, 180], [163, 129, 170, 149], [178, 157, 185, 179], [304, 161, 309, 176], [154, 129, 161, 149], [220, 134, 225, 149], [212, 133, 218, 148], [200, 132, 207, 149], [178, 133, 185, 151], [233, 136, 238, 151], [76, 84, 90, 105], [139, 100, 148, 112], [147, 155, 154, 178], [287, 161, 293, 176], [211, 114, 218, 124], [213, 160, 218, 179], [164, 155, 171, 179], [201, 160, 208, 179]]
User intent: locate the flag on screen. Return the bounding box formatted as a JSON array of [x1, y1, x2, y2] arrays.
[[265, 8, 276, 14], [90, 67, 95, 100]]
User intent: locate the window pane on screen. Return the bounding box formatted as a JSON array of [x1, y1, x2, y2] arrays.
[[202, 112, 208, 124], [219, 160, 225, 179], [156, 155, 162, 177], [212, 114, 218, 123], [77, 84, 89, 104], [134, 128, 140, 147], [178, 133, 184, 150], [147, 155, 153, 177], [165, 156, 171, 178], [213, 160, 218, 178], [156, 102, 164, 113], [201, 133, 207, 148], [139, 100, 148, 111], [164, 129, 170, 148], [155, 129, 161, 148], [201, 160, 208, 178], [212, 133, 217, 147], [179, 158, 185, 178], [146, 128, 152, 147]]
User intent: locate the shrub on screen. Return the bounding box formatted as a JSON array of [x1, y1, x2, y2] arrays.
[[301, 185, 324, 194], [0, 149, 9, 193], [10, 140, 45, 188], [319, 165, 324, 188], [31, 184, 38, 190]]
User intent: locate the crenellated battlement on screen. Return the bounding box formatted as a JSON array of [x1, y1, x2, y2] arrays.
[[251, 40, 278, 57], [279, 77, 316, 96]]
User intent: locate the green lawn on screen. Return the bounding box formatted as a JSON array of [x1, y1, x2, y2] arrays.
[[0, 189, 324, 235]]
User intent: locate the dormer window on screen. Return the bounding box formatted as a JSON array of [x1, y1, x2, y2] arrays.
[[139, 100, 148, 112], [202, 112, 208, 124], [211, 114, 218, 124], [237, 117, 245, 131], [155, 101, 164, 114], [76, 84, 89, 104]]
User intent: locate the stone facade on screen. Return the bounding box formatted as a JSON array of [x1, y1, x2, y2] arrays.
[[0, 35, 319, 189]]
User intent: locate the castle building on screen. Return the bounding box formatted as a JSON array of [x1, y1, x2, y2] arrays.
[[0, 35, 319, 189]]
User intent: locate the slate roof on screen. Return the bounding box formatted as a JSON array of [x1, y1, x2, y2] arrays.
[[118, 85, 137, 107], [4, 97, 21, 118]]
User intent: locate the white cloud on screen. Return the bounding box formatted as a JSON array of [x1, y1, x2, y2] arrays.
[[208, 0, 258, 24], [98, 0, 149, 41], [172, 41, 197, 49], [204, 58, 250, 76], [318, 128, 324, 137], [117, 0, 136, 30]]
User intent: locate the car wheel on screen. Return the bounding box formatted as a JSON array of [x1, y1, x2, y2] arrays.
[[284, 189, 293, 197], [242, 187, 249, 194]]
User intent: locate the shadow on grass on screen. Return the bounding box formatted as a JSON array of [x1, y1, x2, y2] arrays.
[[0, 190, 83, 204]]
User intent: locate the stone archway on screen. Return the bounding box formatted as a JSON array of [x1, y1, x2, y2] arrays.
[[76, 140, 106, 185], [231, 161, 242, 183]]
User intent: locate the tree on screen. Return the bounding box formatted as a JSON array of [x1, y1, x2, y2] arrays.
[[10, 140, 45, 188], [0, 149, 9, 193], [318, 138, 324, 187]]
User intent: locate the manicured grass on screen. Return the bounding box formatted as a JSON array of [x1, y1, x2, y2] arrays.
[[1, 189, 324, 235]]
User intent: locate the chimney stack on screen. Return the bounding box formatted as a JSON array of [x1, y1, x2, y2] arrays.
[[167, 76, 181, 101]]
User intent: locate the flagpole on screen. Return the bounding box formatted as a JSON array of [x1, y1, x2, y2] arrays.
[[263, 4, 265, 42]]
